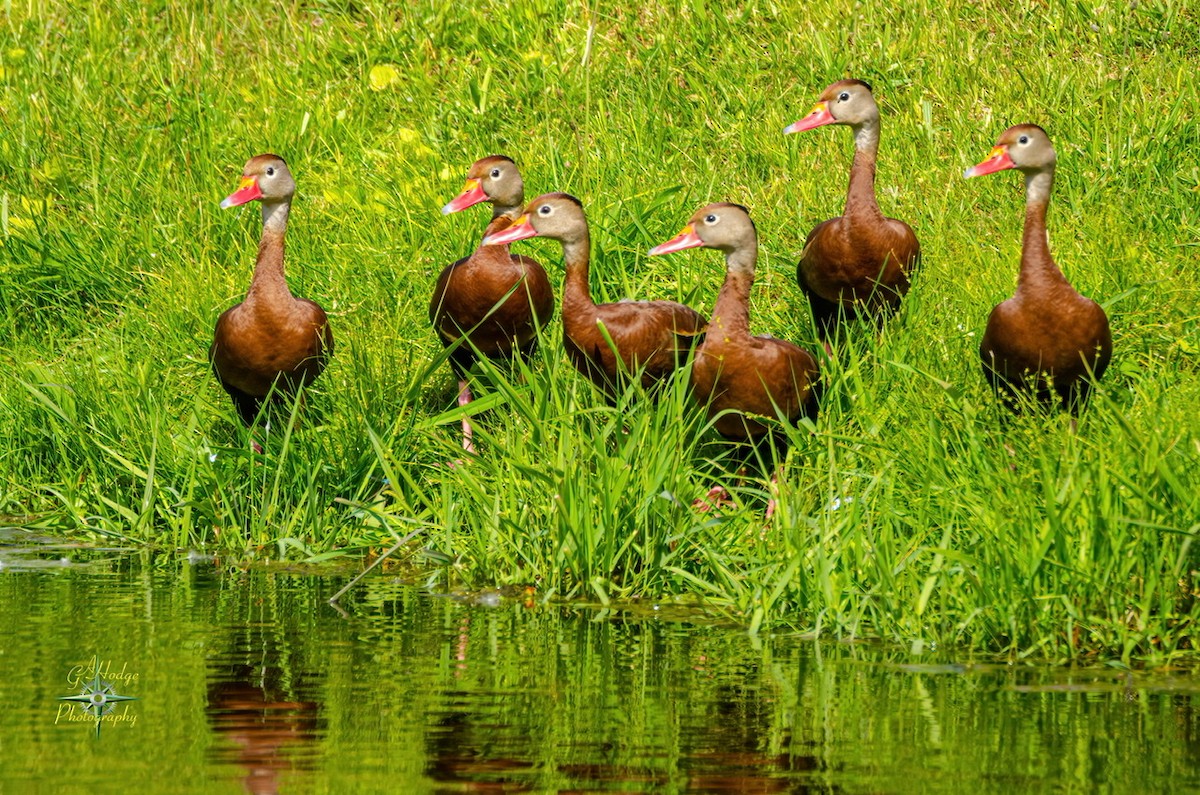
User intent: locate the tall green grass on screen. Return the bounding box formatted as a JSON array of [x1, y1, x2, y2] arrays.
[[1, 0, 1197, 660]]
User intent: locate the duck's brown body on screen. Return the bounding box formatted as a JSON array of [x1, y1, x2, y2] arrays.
[[693, 279, 819, 440], [787, 80, 920, 340], [798, 193, 919, 335], [433, 157, 554, 378], [651, 203, 819, 441], [485, 193, 706, 396], [211, 155, 332, 427], [980, 285, 1111, 409], [562, 279, 706, 395], [431, 215, 553, 374], [210, 243, 332, 424], [968, 125, 1111, 411]]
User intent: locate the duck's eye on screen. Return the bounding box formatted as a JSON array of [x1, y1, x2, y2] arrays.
[[538, 205, 552, 216], [704, 214, 718, 225], [266, 166, 275, 177], [838, 92, 850, 102], [490, 168, 501, 178], [1018, 135, 1029, 145]]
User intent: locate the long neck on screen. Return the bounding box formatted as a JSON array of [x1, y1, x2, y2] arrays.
[[844, 121, 884, 225], [492, 199, 523, 223], [1017, 169, 1069, 292], [246, 200, 293, 304], [561, 231, 596, 313], [708, 243, 756, 339]]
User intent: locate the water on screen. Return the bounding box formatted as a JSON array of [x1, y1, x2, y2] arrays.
[[2, 538, 1198, 793]]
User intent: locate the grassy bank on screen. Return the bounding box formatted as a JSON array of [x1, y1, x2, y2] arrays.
[[1, 0, 1197, 660]]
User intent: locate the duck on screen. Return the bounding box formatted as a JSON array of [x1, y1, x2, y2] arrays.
[[435, 156, 554, 453], [650, 203, 820, 516], [785, 79, 920, 342], [965, 124, 1112, 411], [210, 154, 333, 446], [483, 193, 706, 396], [650, 203, 820, 440]]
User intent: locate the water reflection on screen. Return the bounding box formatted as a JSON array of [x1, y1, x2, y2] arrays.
[[201, 568, 325, 794], [677, 682, 823, 793], [206, 661, 321, 794], [416, 612, 823, 793], [2, 559, 1200, 793]]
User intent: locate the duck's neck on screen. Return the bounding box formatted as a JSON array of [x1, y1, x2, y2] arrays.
[[709, 243, 757, 340], [561, 232, 597, 313], [492, 200, 523, 223], [1017, 169, 1069, 293], [844, 121, 885, 225], [247, 200, 293, 304]]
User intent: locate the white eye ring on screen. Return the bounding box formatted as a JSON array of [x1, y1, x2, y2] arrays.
[[704, 214, 718, 224], [538, 205, 552, 215], [266, 166, 275, 176], [838, 92, 850, 101], [490, 168, 501, 178], [1018, 135, 1029, 144]]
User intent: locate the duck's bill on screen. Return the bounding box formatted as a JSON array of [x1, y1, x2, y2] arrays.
[[442, 179, 487, 214], [964, 146, 1015, 178], [784, 102, 834, 134], [220, 176, 262, 208], [648, 225, 703, 256], [482, 215, 537, 245]]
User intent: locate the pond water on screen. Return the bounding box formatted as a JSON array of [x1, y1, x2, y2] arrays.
[[2, 537, 1198, 794]]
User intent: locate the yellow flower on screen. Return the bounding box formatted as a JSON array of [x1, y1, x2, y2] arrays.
[[369, 64, 401, 91]]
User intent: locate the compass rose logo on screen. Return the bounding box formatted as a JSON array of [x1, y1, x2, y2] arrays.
[[58, 656, 138, 737]]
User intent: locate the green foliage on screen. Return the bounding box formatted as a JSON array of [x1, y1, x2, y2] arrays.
[[1, 0, 1198, 660]]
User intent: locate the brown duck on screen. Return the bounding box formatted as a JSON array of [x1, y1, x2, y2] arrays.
[[435, 156, 554, 453], [651, 203, 820, 516], [650, 203, 819, 440], [965, 124, 1112, 411], [785, 79, 920, 341], [484, 193, 706, 395], [211, 155, 332, 442]]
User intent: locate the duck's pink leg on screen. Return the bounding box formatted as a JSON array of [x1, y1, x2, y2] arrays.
[[459, 379, 476, 456], [765, 472, 780, 521], [693, 485, 734, 513]]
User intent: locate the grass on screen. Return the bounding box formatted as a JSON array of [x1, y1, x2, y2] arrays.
[[1, 0, 1198, 661]]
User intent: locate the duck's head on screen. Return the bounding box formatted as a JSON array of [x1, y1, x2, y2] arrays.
[[220, 154, 294, 208], [784, 79, 877, 134], [964, 124, 1055, 178], [481, 192, 587, 246], [648, 203, 756, 257], [442, 155, 525, 214]]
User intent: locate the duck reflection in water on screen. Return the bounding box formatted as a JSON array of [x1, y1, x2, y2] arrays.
[[423, 618, 825, 793], [206, 661, 321, 795], [678, 681, 825, 793]]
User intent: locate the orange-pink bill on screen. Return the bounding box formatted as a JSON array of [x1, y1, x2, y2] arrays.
[[964, 146, 1015, 178], [220, 175, 262, 209], [442, 178, 487, 215], [482, 214, 538, 246], [648, 224, 703, 256]]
